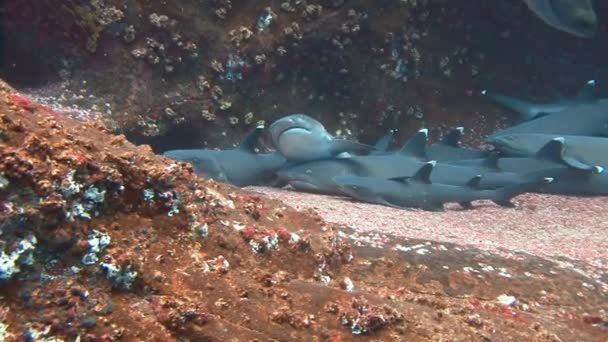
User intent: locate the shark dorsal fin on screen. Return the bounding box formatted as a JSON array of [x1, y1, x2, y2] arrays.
[[575, 79, 596, 102], [238, 125, 264, 152], [481, 152, 500, 170], [441, 127, 464, 147], [465, 175, 482, 188], [398, 129, 428, 159], [374, 129, 395, 151], [535, 137, 564, 162], [412, 161, 435, 184]]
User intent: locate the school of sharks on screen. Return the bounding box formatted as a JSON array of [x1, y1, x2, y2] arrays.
[[163, 0, 606, 212]]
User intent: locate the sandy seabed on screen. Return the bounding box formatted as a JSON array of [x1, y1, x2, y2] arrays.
[[247, 187, 608, 270]]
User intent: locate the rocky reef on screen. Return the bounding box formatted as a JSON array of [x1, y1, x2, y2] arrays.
[[1, 80, 607, 340], [1, 0, 607, 150]]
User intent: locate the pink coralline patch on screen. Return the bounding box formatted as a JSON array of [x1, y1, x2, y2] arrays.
[[9, 92, 62, 118], [246, 187, 608, 270]]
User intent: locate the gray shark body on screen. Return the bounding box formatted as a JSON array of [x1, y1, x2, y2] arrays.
[[489, 99, 608, 139], [532, 167, 608, 196], [427, 127, 490, 161], [163, 127, 286, 187], [276, 129, 429, 195], [269, 113, 374, 162], [522, 0, 597, 38], [277, 129, 534, 194], [334, 162, 548, 211], [482, 80, 597, 122], [490, 133, 608, 168]]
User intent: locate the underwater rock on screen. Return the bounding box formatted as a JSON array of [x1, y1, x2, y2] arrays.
[[1, 79, 607, 340]]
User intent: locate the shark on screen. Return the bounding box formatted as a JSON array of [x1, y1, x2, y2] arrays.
[[277, 128, 540, 193], [489, 99, 608, 139], [163, 126, 286, 187], [269, 113, 375, 162], [536, 167, 608, 196], [481, 79, 598, 122], [275, 129, 429, 195], [522, 0, 598, 38], [489, 133, 608, 168], [334, 161, 552, 211], [427, 127, 490, 161]]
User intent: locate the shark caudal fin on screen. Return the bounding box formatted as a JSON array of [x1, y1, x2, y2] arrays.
[[575, 79, 597, 102], [481, 90, 539, 122], [398, 128, 428, 159], [440, 127, 465, 147], [492, 177, 554, 207]]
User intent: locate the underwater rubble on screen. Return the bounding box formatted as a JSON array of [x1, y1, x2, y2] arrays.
[[1, 80, 607, 340]]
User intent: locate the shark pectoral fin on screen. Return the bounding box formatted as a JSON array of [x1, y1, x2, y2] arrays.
[[238, 126, 265, 152], [459, 201, 473, 209], [561, 155, 594, 171], [373, 129, 395, 152], [441, 127, 464, 147], [412, 161, 435, 184], [398, 128, 428, 159], [575, 79, 597, 102], [330, 139, 375, 156]]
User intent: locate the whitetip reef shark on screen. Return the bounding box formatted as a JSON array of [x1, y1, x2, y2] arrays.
[[490, 133, 608, 169], [427, 127, 490, 161], [269, 113, 375, 162], [481, 79, 598, 122], [489, 99, 608, 139], [333, 161, 553, 211], [162, 126, 286, 187]]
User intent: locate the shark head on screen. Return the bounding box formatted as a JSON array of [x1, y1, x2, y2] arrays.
[[269, 114, 326, 144], [277, 169, 344, 195], [333, 175, 387, 203], [488, 134, 530, 156]]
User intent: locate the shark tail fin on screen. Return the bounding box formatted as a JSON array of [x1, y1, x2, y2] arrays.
[[398, 128, 428, 159], [575, 79, 597, 102], [373, 129, 395, 152], [492, 177, 554, 207], [481, 90, 539, 122], [440, 127, 464, 147], [411, 161, 435, 184], [238, 125, 265, 152]]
